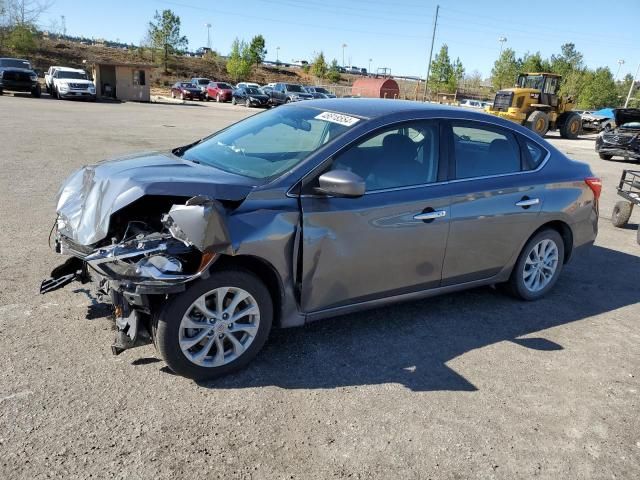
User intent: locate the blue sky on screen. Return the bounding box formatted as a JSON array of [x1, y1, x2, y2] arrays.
[[42, 0, 638, 79]]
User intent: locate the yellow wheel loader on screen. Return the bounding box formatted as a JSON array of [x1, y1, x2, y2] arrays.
[[485, 73, 582, 139]]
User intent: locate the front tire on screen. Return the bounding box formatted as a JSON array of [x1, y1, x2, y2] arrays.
[[611, 201, 633, 228], [245, 98, 251, 108], [559, 113, 581, 139], [506, 229, 565, 301], [154, 269, 273, 380], [525, 111, 550, 137], [231, 97, 236, 105], [599, 153, 613, 160]]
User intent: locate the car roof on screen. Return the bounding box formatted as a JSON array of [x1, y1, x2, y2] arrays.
[[57, 67, 85, 72], [293, 98, 466, 119]]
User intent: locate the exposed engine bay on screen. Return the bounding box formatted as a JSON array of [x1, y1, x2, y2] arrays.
[[42, 193, 233, 355]]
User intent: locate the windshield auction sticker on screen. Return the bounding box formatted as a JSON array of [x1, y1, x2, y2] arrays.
[[315, 111, 361, 127]]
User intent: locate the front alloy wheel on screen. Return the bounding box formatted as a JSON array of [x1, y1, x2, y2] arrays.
[[154, 269, 273, 380]]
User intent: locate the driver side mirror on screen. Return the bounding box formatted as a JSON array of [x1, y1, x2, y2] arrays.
[[316, 170, 365, 198]]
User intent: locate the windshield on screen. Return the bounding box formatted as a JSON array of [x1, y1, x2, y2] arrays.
[[58, 71, 88, 80], [197, 79, 210, 84], [180, 106, 358, 180], [517, 75, 544, 90], [315, 87, 329, 94], [180, 83, 194, 87], [0, 59, 31, 69], [218, 83, 232, 89], [245, 87, 260, 94], [286, 84, 304, 93]]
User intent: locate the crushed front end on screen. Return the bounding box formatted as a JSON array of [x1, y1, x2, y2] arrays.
[[42, 193, 233, 355]]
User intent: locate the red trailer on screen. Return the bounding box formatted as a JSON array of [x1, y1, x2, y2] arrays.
[[351, 77, 400, 99]]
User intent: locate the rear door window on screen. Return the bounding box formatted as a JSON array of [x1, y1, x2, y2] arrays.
[[451, 122, 522, 179]]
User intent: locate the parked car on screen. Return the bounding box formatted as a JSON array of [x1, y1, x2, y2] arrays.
[[269, 82, 314, 105], [171, 82, 205, 101], [232, 86, 270, 108], [305, 86, 336, 99], [459, 99, 483, 109], [51, 68, 96, 101], [41, 99, 600, 380], [190, 77, 213, 95], [582, 108, 616, 132], [236, 82, 260, 90], [44, 65, 64, 93], [595, 108, 640, 161], [0, 57, 41, 97], [259, 85, 274, 96], [206, 81, 234, 102]]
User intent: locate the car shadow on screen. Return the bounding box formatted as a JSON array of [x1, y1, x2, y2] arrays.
[[192, 245, 640, 392]]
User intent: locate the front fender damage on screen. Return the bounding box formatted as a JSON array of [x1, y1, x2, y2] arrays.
[[41, 196, 234, 354]]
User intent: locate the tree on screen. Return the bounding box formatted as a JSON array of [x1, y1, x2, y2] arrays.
[[148, 9, 188, 73], [550, 43, 583, 78], [578, 67, 619, 109], [327, 59, 341, 83], [8, 22, 35, 53], [520, 51, 551, 73], [226, 38, 251, 82], [247, 34, 266, 67], [428, 44, 462, 94], [491, 48, 519, 90], [5, 0, 52, 26], [464, 70, 483, 90], [311, 51, 327, 80]]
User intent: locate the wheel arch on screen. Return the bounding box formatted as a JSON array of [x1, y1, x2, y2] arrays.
[[211, 254, 285, 327], [528, 220, 574, 264]]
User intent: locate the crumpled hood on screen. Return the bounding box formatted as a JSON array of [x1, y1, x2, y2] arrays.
[[56, 151, 254, 246]]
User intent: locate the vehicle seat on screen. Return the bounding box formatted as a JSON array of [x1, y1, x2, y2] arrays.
[[486, 138, 520, 175], [371, 134, 424, 189]]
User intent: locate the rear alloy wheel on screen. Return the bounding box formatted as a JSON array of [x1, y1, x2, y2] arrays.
[[507, 229, 564, 301], [559, 112, 581, 139], [611, 201, 633, 228], [598, 153, 613, 160], [231, 97, 236, 105], [525, 111, 550, 137], [154, 269, 273, 380]]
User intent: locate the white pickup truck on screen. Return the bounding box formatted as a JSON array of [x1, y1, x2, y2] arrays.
[[44, 65, 63, 93], [50, 67, 96, 101]]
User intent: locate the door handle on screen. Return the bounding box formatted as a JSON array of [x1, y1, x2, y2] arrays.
[[515, 197, 540, 208], [414, 210, 447, 221]]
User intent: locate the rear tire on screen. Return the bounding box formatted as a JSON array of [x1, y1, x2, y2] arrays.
[[559, 113, 581, 139], [611, 201, 633, 228], [525, 111, 550, 137], [506, 229, 565, 301], [231, 97, 236, 105], [598, 153, 613, 160], [154, 268, 273, 380]]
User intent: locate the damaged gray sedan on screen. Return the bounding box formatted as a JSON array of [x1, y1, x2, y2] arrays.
[[42, 99, 600, 380]]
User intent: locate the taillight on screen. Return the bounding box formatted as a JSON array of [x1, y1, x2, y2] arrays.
[[585, 177, 602, 201]]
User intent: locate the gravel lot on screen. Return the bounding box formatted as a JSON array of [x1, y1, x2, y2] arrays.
[[0, 94, 639, 479]]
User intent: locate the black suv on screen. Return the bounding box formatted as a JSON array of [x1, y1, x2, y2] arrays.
[[0, 58, 41, 97]]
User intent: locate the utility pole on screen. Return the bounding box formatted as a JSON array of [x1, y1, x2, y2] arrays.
[[205, 23, 212, 49], [368, 58, 372, 74], [61, 15, 66, 36], [615, 59, 625, 80], [342, 43, 347, 68], [276, 46, 280, 63], [624, 63, 639, 108], [498, 36, 507, 55], [423, 4, 439, 102]]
